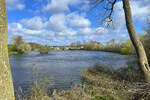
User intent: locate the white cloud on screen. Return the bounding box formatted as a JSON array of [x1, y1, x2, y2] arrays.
[[131, 1, 149, 20], [8, 23, 44, 35], [9, 0, 150, 45], [42, 0, 86, 14], [6, 0, 150, 45], [43, 0, 69, 13], [8, 13, 109, 45], [67, 13, 91, 28], [21, 17, 45, 30], [6, 0, 25, 10], [112, 0, 150, 37], [78, 27, 93, 35], [77, 27, 108, 41], [46, 14, 67, 32], [95, 27, 108, 35]]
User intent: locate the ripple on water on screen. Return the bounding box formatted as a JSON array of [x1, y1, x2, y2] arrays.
[[9, 50, 137, 92]]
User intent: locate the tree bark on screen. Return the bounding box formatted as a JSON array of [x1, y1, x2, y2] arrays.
[[122, 0, 150, 82], [0, 0, 15, 99]]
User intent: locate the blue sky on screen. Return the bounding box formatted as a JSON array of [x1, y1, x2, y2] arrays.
[[6, 0, 150, 46]]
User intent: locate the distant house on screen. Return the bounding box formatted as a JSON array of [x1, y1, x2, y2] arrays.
[[80, 46, 84, 49], [69, 46, 72, 49], [63, 47, 68, 50], [55, 46, 60, 50]]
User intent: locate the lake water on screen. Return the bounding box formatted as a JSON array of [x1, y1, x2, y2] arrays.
[[9, 50, 136, 92]]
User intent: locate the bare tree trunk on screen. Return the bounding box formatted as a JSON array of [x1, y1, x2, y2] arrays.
[[122, 0, 150, 82], [0, 0, 15, 99]]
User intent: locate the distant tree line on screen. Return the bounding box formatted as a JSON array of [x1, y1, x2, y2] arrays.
[[70, 33, 150, 59], [8, 35, 51, 55], [70, 41, 104, 51]]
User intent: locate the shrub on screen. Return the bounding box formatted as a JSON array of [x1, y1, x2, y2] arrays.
[[94, 95, 109, 100], [16, 43, 31, 54], [28, 83, 52, 100], [120, 48, 130, 54], [39, 46, 51, 54], [8, 44, 16, 52]]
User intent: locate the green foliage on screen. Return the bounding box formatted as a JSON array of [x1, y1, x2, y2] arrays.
[[94, 95, 109, 100], [28, 42, 43, 50], [10, 35, 31, 54], [120, 48, 130, 54], [69, 41, 104, 51], [89, 88, 96, 96], [83, 41, 104, 50], [101, 38, 135, 54], [8, 44, 16, 52], [9, 35, 52, 55], [16, 43, 31, 54], [39, 46, 51, 54]]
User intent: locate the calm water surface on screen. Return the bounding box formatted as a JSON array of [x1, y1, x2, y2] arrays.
[[9, 50, 136, 92]]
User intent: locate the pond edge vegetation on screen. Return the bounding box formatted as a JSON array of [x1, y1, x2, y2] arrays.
[[16, 63, 150, 100]]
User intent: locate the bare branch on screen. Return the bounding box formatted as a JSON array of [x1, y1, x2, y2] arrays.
[[89, 0, 117, 27], [89, 0, 105, 11], [107, 0, 113, 4], [90, 0, 104, 5], [105, 0, 117, 22]]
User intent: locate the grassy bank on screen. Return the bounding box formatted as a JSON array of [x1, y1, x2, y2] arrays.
[[16, 64, 150, 100], [8, 51, 19, 55], [53, 65, 149, 100]]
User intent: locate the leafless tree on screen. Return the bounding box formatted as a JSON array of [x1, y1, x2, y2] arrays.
[[90, 0, 150, 82]]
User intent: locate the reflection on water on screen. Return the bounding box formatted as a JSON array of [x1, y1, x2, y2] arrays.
[[9, 50, 136, 91]]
